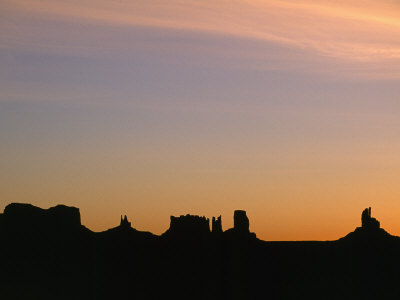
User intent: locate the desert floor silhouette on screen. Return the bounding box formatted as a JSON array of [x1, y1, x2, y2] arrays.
[[1, 203, 400, 300]]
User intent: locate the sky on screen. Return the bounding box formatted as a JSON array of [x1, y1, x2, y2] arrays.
[[1, 0, 400, 240]]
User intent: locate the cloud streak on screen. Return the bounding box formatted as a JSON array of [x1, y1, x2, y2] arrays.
[[3, 0, 400, 63]]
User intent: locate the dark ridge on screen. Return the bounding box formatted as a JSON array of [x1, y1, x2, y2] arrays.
[[1, 203, 400, 300]]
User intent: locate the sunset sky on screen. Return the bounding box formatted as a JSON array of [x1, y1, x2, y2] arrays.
[[1, 0, 400, 240]]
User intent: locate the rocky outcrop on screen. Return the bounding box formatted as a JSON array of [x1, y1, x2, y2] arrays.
[[120, 215, 131, 228], [361, 207, 380, 230], [99, 214, 156, 241], [212, 215, 222, 233], [163, 214, 210, 237], [224, 210, 256, 239], [340, 207, 392, 242], [234, 210, 249, 233]]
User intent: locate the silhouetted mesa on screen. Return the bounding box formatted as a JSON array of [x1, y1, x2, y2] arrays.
[[361, 207, 380, 230], [163, 214, 210, 237], [0, 203, 82, 234], [212, 215, 223, 233]]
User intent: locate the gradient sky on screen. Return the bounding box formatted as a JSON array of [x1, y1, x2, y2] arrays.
[[1, 0, 400, 240]]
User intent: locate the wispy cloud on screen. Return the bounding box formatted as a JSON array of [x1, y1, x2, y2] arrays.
[[2, 0, 400, 79], [3, 1, 400, 58]]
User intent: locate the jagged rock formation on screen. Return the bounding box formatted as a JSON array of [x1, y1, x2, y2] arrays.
[[212, 215, 222, 233], [340, 207, 391, 242], [100, 214, 155, 241], [163, 214, 210, 237], [120, 215, 131, 228], [361, 207, 380, 230]]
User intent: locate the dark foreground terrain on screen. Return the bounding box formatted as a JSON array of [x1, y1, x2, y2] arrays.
[[1, 204, 399, 300]]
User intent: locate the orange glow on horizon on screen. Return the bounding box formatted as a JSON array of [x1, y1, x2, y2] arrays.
[[2, 0, 400, 241]]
